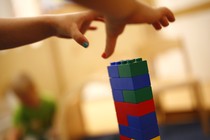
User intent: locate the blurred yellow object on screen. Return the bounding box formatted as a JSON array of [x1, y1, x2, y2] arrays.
[[152, 136, 161, 140]]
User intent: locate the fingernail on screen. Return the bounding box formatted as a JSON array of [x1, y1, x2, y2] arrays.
[[102, 52, 107, 58], [82, 42, 89, 48]]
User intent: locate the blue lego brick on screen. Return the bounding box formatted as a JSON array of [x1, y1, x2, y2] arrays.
[[119, 124, 159, 140], [127, 112, 158, 130], [130, 125, 159, 140], [119, 125, 132, 138], [110, 74, 151, 90], [119, 125, 144, 140], [107, 62, 120, 78], [143, 124, 160, 140], [112, 90, 124, 102]]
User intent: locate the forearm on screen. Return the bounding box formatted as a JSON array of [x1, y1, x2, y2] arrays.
[[72, 0, 137, 20], [0, 16, 55, 50]]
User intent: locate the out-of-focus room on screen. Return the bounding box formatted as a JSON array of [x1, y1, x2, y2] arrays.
[[0, 0, 210, 140]]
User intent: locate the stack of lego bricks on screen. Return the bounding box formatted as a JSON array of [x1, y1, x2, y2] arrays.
[[107, 58, 160, 140]]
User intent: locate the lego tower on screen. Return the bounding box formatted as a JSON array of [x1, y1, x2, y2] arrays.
[[107, 58, 160, 140]]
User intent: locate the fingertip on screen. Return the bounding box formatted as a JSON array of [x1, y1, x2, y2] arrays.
[[101, 52, 107, 59], [167, 10, 176, 22], [168, 14, 175, 22], [82, 42, 89, 48], [160, 17, 169, 27], [152, 22, 162, 30], [160, 7, 176, 22]]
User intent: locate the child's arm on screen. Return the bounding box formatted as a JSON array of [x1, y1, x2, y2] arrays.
[[0, 11, 99, 50], [72, 0, 175, 58], [72, 0, 137, 20]]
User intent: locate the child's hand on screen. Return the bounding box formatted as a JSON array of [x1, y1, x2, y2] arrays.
[[102, 2, 175, 58], [51, 11, 100, 48]]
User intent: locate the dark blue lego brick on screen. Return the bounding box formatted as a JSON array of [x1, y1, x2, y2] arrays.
[[112, 90, 124, 102], [119, 124, 159, 140], [107, 62, 120, 78], [130, 125, 159, 140], [128, 112, 158, 130], [110, 74, 151, 90], [119, 125, 131, 138], [143, 124, 159, 140]]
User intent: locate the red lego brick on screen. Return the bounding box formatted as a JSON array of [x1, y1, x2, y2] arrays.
[[114, 102, 128, 125], [114, 99, 155, 126], [115, 99, 155, 116], [120, 135, 131, 140], [127, 99, 155, 116], [115, 110, 128, 125]]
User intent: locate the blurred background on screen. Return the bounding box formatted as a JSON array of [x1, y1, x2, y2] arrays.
[[0, 0, 210, 140]]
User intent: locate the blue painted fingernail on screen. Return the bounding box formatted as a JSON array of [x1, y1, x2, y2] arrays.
[[82, 42, 89, 48]]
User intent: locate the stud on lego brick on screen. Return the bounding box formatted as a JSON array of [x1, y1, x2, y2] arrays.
[[107, 62, 120, 78], [123, 86, 153, 103], [118, 58, 149, 78], [110, 74, 151, 90]]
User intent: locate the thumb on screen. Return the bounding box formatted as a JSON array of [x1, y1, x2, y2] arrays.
[[71, 24, 89, 48]]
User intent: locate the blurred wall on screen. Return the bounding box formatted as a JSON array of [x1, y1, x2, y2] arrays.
[[156, 0, 210, 81], [0, 0, 13, 17], [11, 0, 41, 17], [0, 42, 60, 98]]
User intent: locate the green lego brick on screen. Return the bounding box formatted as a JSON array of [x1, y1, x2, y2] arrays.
[[118, 58, 148, 78], [123, 87, 153, 103]]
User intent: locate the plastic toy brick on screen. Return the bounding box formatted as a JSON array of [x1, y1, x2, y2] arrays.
[[112, 90, 124, 102], [118, 59, 149, 78], [152, 136, 161, 140], [127, 99, 155, 116], [114, 99, 155, 116], [115, 109, 128, 125], [107, 62, 120, 78], [110, 74, 151, 90], [126, 123, 160, 139], [127, 112, 158, 130], [108, 58, 161, 140], [123, 86, 153, 103], [119, 125, 132, 138], [120, 135, 131, 140], [119, 125, 159, 140], [114, 101, 129, 125], [143, 124, 159, 140]]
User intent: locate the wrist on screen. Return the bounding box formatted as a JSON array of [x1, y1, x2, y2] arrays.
[[40, 15, 57, 37]]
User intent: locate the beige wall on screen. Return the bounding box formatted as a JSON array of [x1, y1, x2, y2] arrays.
[[0, 41, 60, 98], [156, 0, 210, 81], [0, 0, 13, 17]]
